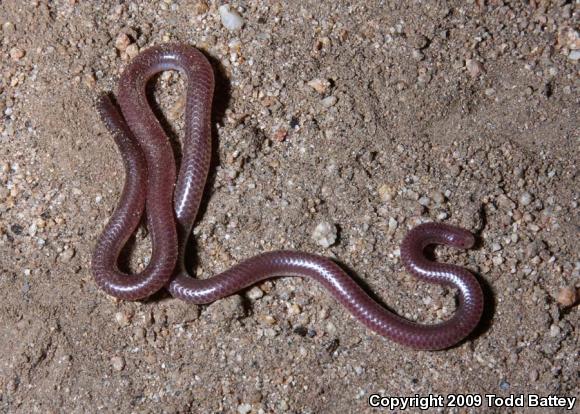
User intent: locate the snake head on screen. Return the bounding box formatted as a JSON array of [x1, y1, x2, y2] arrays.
[[445, 227, 476, 250]]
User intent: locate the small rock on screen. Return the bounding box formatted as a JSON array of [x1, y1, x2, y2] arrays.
[[10, 47, 25, 61], [410, 34, 429, 49], [496, 194, 515, 210], [549, 324, 560, 337], [59, 247, 75, 263], [465, 59, 484, 78], [115, 33, 131, 51], [111, 356, 125, 371], [411, 50, 424, 61], [206, 294, 245, 323], [492, 256, 504, 266], [165, 300, 200, 325], [125, 44, 139, 59], [519, 192, 533, 206], [378, 184, 396, 202], [418, 196, 430, 207], [555, 286, 577, 307], [272, 127, 287, 142], [247, 286, 264, 300], [260, 315, 276, 325], [114, 310, 133, 327], [311, 222, 337, 248], [491, 243, 502, 252], [431, 191, 445, 204], [193, 0, 209, 15], [287, 303, 301, 315], [307, 78, 330, 94], [321, 95, 337, 108], [237, 403, 252, 414], [568, 50, 580, 61], [325, 321, 337, 335], [219, 4, 244, 31]]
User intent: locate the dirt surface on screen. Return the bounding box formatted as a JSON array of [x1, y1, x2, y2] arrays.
[[1, 1, 579, 413]]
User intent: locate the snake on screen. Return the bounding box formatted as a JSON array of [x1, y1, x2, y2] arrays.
[[91, 44, 484, 350]]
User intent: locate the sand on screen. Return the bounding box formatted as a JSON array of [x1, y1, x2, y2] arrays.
[[1, 1, 578, 413]]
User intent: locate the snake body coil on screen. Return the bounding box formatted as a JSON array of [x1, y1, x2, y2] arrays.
[[92, 44, 484, 350]]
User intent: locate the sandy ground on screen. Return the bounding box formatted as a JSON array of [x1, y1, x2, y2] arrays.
[[1, 1, 579, 413]]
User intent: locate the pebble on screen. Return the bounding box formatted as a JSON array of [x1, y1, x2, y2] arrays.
[[418, 196, 430, 207], [237, 403, 252, 414], [111, 356, 125, 371], [287, 303, 301, 315], [114, 310, 133, 327], [10, 47, 25, 61], [165, 300, 199, 325], [59, 247, 76, 263], [206, 294, 245, 322], [378, 184, 396, 202], [465, 59, 483, 78], [411, 50, 424, 61], [125, 44, 139, 59], [499, 379, 510, 391], [193, 1, 209, 15], [307, 78, 330, 94], [491, 243, 502, 252], [555, 286, 577, 307], [247, 286, 264, 300], [431, 191, 445, 204], [497, 194, 516, 210], [549, 324, 560, 337], [568, 50, 580, 61], [219, 4, 244, 32], [492, 256, 504, 266], [272, 127, 287, 142], [115, 33, 131, 51], [519, 192, 533, 206], [321, 95, 337, 108], [311, 222, 337, 248]]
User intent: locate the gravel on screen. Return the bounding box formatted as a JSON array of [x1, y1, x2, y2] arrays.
[[311, 221, 338, 248]]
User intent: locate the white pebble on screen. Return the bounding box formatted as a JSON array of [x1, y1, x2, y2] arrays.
[[247, 286, 264, 300], [311, 221, 337, 248], [519, 192, 533, 206], [492, 256, 504, 266], [491, 243, 502, 252], [321, 95, 337, 108], [465, 59, 483, 78], [549, 324, 560, 337], [115, 311, 132, 327], [111, 356, 125, 371], [219, 4, 244, 31], [388, 217, 398, 230], [418, 196, 430, 206], [568, 50, 580, 61], [238, 403, 252, 414]]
